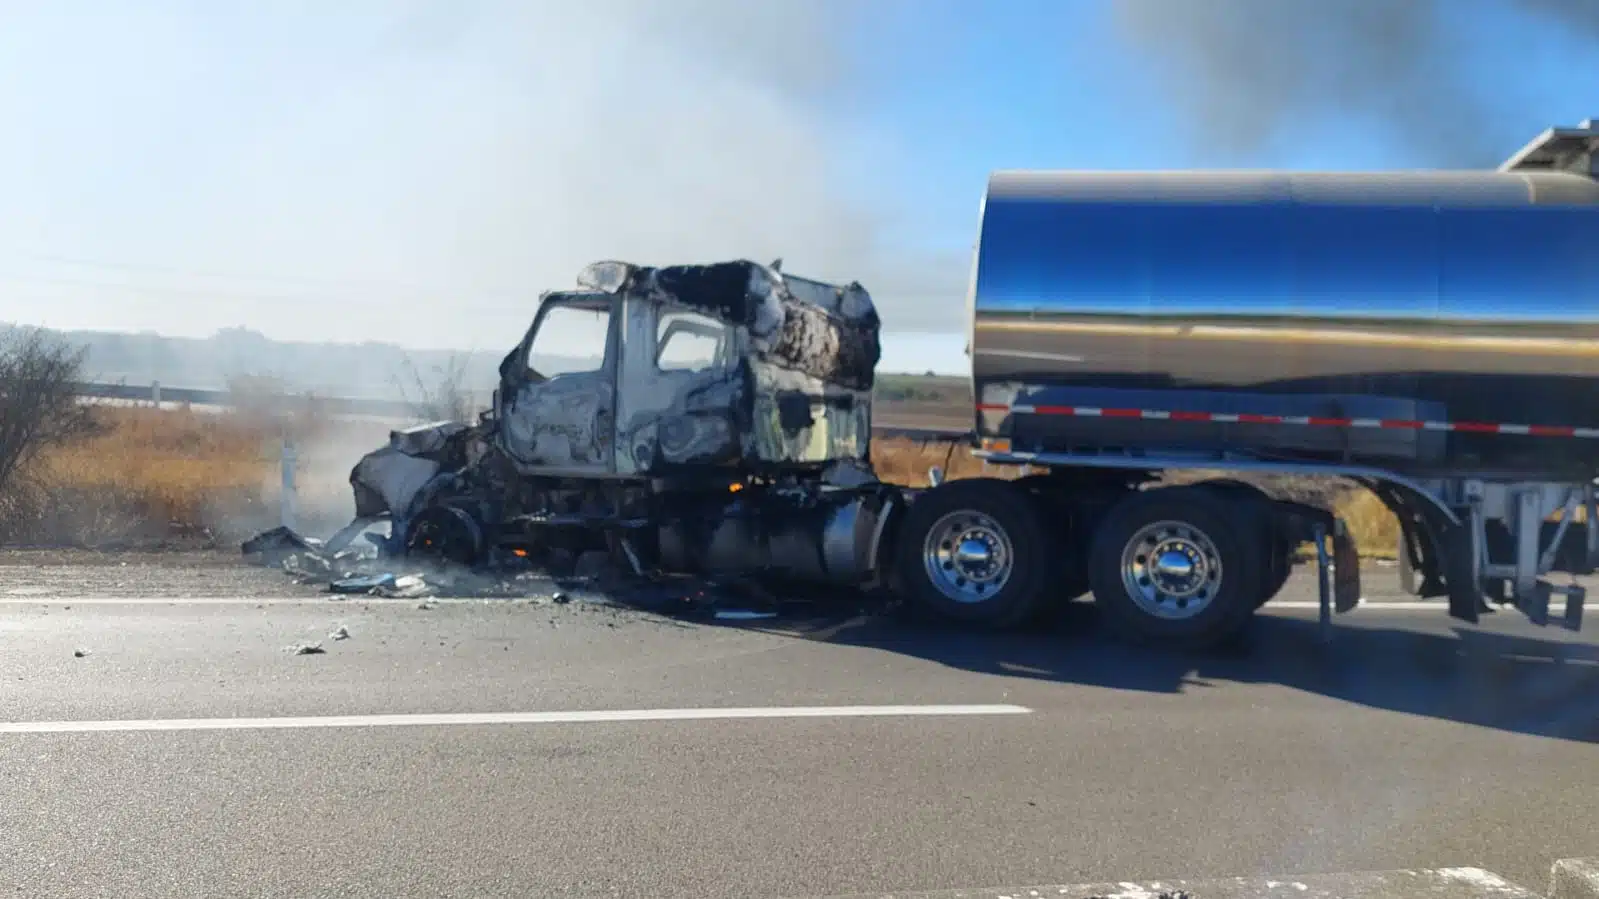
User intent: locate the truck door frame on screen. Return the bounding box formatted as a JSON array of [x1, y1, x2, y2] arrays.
[[496, 291, 623, 478]]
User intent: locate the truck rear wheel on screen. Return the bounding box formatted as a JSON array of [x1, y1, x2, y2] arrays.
[[1193, 480, 1292, 609], [895, 478, 1052, 629], [1087, 486, 1265, 648]]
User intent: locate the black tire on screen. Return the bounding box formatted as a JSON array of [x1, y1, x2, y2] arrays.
[[1194, 480, 1289, 609], [1258, 536, 1296, 609], [894, 478, 1053, 629], [1087, 486, 1266, 649], [1013, 474, 1116, 606]]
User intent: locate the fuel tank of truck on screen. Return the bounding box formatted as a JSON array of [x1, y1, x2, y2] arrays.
[[969, 160, 1599, 478]]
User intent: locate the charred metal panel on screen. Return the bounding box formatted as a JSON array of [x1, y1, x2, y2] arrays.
[[500, 375, 615, 470], [752, 293, 879, 392], [350, 449, 438, 519], [583, 259, 879, 472], [581, 259, 881, 394], [750, 364, 871, 465], [614, 297, 746, 474], [496, 292, 619, 474], [349, 421, 480, 519]]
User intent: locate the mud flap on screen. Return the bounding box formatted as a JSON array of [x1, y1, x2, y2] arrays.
[[1333, 527, 1361, 613], [1445, 523, 1481, 625]]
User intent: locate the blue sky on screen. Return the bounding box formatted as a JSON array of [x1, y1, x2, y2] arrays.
[[0, 0, 1594, 374]]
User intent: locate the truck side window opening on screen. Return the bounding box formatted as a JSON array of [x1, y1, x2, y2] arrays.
[[656, 309, 727, 373], [528, 302, 610, 377]]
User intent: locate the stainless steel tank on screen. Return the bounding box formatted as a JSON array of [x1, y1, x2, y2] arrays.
[[969, 168, 1599, 477]]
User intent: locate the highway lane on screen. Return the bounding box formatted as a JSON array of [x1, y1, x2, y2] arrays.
[[2, 573, 1596, 899]]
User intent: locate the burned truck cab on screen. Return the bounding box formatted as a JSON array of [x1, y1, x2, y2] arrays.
[[354, 258, 893, 585], [494, 259, 880, 479]]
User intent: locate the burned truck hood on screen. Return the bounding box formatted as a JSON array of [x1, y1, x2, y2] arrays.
[[350, 420, 477, 520]]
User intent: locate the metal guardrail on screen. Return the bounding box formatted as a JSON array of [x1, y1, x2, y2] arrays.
[[73, 380, 420, 418], [72, 381, 973, 441]]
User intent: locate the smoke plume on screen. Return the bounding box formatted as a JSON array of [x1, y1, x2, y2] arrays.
[[0, 0, 968, 345], [1115, 0, 1599, 166]]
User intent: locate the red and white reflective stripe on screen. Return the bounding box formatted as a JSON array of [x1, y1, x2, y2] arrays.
[[974, 403, 1599, 439]]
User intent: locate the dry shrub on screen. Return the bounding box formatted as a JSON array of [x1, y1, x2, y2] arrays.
[[869, 438, 1402, 557], [0, 405, 1410, 557], [1334, 488, 1401, 559], [1, 406, 294, 548], [870, 437, 1010, 486]]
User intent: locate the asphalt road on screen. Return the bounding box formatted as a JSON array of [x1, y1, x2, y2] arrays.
[[2, 567, 1597, 898]]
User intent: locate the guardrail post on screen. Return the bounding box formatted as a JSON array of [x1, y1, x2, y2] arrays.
[[280, 436, 298, 531], [150, 381, 161, 406]]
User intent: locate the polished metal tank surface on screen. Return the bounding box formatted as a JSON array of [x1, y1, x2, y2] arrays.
[[968, 169, 1599, 476]]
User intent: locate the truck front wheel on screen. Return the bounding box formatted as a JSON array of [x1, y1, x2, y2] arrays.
[[1087, 487, 1265, 648], [894, 478, 1052, 629]]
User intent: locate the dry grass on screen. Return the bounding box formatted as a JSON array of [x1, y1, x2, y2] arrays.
[[0, 409, 1405, 557], [0, 405, 304, 548], [869, 437, 1402, 557], [1334, 488, 1401, 559]]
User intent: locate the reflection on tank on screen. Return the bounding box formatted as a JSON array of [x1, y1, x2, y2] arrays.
[[969, 167, 1599, 477]]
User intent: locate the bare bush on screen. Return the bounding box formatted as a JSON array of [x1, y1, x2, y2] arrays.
[[0, 329, 101, 506], [393, 353, 480, 423]]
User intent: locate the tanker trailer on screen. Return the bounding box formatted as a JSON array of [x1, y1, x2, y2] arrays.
[[889, 119, 1599, 647]]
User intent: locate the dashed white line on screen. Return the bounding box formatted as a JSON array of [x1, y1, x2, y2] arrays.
[[1269, 601, 1599, 611], [4, 597, 1596, 612], [0, 597, 443, 605], [0, 704, 1034, 735]]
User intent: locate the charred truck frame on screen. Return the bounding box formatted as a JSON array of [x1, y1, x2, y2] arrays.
[[349, 120, 1599, 648], [350, 259, 896, 595]]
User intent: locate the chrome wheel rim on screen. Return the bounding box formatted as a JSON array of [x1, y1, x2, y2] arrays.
[[922, 510, 1014, 604], [1119, 520, 1222, 620]]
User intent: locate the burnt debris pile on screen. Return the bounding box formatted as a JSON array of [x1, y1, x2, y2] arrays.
[[240, 522, 869, 622]]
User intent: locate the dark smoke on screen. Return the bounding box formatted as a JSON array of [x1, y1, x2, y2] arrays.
[[1115, 0, 1599, 166]]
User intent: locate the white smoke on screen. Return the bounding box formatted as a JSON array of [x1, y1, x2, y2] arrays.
[[0, 0, 969, 349]]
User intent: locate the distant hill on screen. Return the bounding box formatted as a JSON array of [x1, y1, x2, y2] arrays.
[[2, 323, 969, 407], [1, 323, 593, 401]]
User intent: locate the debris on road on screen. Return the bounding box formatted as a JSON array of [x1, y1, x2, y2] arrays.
[[288, 641, 326, 655], [329, 573, 395, 595], [240, 526, 320, 562], [243, 511, 894, 625], [329, 625, 350, 641], [72, 648, 90, 658], [714, 609, 778, 621]]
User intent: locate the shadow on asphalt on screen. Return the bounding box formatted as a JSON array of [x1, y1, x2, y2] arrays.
[[761, 603, 1599, 744]]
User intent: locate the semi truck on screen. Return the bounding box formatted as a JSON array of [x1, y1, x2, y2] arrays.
[[346, 119, 1599, 648]]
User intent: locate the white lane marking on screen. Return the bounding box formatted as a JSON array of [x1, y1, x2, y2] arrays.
[[0, 597, 458, 605], [1270, 601, 1599, 611], [6, 597, 1598, 612], [0, 704, 1033, 735]]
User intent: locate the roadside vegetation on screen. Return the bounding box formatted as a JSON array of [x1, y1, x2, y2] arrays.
[[0, 332, 1402, 556]]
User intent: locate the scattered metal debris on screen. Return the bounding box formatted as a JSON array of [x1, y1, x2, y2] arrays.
[[713, 609, 778, 621], [329, 625, 350, 641], [241, 526, 320, 561], [330, 573, 395, 595], [288, 642, 326, 655], [72, 648, 90, 658], [385, 575, 432, 599]]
